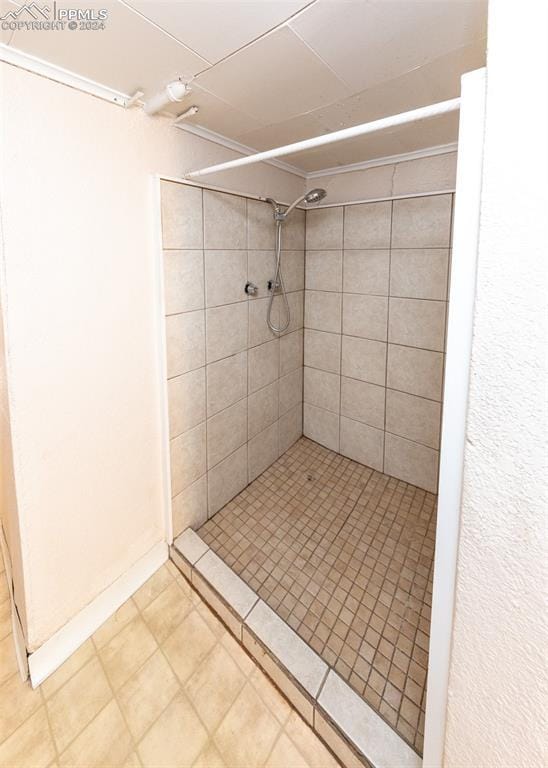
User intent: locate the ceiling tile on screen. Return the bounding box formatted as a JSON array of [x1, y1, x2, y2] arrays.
[[195, 26, 352, 123], [289, 0, 487, 93], [123, 0, 311, 64], [9, 0, 209, 96]]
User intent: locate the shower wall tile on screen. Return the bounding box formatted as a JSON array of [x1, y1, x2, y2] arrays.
[[303, 366, 340, 414], [279, 368, 303, 416], [339, 416, 384, 472], [343, 201, 392, 249], [160, 182, 203, 250], [170, 423, 207, 497], [207, 445, 248, 516], [161, 181, 304, 534], [248, 421, 279, 482], [305, 290, 341, 334], [165, 311, 205, 378], [248, 338, 279, 394], [343, 250, 389, 296], [248, 381, 279, 439], [341, 336, 386, 386], [386, 345, 444, 402], [206, 301, 248, 363], [385, 390, 441, 450], [247, 250, 275, 300], [168, 368, 206, 439], [247, 199, 276, 249], [340, 377, 385, 431], [384, 433, 439, 494], [342, 293, 388, 341], [388, 298, 446, 352], [280, 250, 305, 292], [304, 329, 341, 374], [390, 249, 449, 300], [305, 207, 343, 250], [206, 351, 247, 417], [279, 403, 303, 455], [203, 190, 246, 249], [207, 399, 247, 469], [280, 329, 303, 376], [171, 475, 208, 533], [304, 193, 453, 492], [305, 250, 343, 292], [163, 250, 204, 314], [249, 297, 278, 348], [204, 250, 247, 307], [391, 194, 452, 248], [303, 404, 339, 453]]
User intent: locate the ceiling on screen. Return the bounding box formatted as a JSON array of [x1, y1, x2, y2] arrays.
[[1, 0, 488, 172]]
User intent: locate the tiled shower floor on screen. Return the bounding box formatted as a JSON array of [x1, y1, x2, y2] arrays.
[[199, 437, 436, 755]]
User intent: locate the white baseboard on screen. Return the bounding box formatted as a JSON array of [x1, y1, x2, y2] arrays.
[[0, 524, 29, 681], [28, 540, 168, 688]]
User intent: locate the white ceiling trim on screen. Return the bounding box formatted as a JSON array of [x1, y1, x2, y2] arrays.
[[307, 142, 459, 178], [175, 122, 308, 178], [0, 44, 139, 108]]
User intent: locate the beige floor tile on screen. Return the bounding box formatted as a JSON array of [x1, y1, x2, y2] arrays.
[[121, 752, 142, 768], [58, 700, 132, 767], [0, 706, 56, 768], [98, 616, 157, 690], [0, 576, 8, 606], [133, 565, 174, 612], [0, 599, 10, 641], [220, 632, 256, 677], [0, 672, 42, 742], [186, 644, 246, 732], [46, 656, 112, 752], [117, 649, 180, 739], [265, 732, 309, 768], [191, 742, 226, 768], [142, 580, 194, 644], [284, 711, 340, 768], [92, 599, 139, 650], [137, 691, 208, 768], [194, 600, 226, 639], [0, 634, 18, 685], [213, 683, 282, 768], [249, 666, 292, 726], [41, 639, 96, 699], [162, 610, 216, 684]]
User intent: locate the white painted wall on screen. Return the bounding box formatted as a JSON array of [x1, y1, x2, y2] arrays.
[[444, 2, 548, 766], [0, 62, 303, 651]]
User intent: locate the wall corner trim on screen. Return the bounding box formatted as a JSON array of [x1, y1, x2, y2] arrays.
[[27, 540, 168, 688]]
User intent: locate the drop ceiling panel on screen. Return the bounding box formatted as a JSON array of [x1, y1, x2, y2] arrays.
[[123, 0, 311, 64], [9, 1, 209, 96], [289, 0, 488, 93], [195, 26, 352, 123]]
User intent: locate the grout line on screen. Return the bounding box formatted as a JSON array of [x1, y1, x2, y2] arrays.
[[383, 201, 394, 473]]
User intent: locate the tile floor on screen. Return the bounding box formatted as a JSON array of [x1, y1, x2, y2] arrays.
[[199, 437, 436, 755], [0, 554, 339, 768]]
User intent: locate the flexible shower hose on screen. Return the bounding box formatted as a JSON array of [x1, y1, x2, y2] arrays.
[[267, 219, 291, 334]]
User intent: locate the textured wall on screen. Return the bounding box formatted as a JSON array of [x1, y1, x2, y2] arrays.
[[443, 2, 548, 765], [160, 182, 304, 535], [303, 194, 453, 492], [0, 63, 303, 650]]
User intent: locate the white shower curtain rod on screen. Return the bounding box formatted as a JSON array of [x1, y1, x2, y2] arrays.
[[185, 97, 461, 179]]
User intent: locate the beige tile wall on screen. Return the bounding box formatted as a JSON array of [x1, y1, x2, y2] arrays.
[[303, 194, 453, 493], [161, 181, 305, 536]]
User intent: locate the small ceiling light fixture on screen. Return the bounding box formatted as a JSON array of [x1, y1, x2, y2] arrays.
[[144, 80, 191, 116]]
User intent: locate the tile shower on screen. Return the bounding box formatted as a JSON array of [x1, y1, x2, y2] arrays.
[[161, 180, 453, 761]]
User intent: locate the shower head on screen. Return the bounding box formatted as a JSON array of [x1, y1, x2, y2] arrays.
[[304, 188, 327, 204]]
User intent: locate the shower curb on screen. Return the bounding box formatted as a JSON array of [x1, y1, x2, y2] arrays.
[[170, 530, 421, 768]]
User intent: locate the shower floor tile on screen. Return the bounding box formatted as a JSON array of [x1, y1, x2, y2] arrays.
[[199, 437, 436, 755]]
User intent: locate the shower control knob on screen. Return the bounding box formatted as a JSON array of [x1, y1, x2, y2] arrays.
[[245, 281, 258, 296]]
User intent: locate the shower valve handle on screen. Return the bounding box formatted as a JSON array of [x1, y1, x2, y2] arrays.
[[245, 281, 258, 296]]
